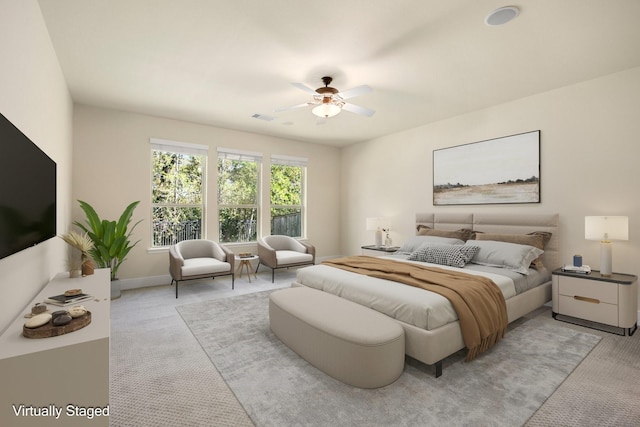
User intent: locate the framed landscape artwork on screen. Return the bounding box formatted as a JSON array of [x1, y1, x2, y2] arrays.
[[433, 130, 540, 205]]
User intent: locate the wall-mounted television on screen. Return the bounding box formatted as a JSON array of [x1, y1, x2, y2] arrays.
[[0, 112, 56, 259]]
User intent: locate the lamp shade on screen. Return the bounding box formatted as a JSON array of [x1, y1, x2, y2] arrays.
[[585, 216, 629, 241], [366, 217, 381, 231], [312, 103, 341, 118]]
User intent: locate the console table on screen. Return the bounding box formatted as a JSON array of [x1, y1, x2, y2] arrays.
[[0, 269, 110, 426]]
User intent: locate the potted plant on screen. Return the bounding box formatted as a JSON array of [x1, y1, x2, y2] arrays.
[[59, 230, 95, 277], [74, 200, 142, 299]]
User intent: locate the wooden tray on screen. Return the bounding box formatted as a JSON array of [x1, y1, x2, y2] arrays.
[[23, 311, 92, 339]]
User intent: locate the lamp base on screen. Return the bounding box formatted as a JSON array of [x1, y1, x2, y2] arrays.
[[600, 241, 612, 276], [375, 229, 382, 247]]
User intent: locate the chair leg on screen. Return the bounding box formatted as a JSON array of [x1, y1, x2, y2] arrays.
[[255, 262, 260, 274], [271, 268, 275, 283], [232, 273, 235, 290], [175, 280, 179, 298]]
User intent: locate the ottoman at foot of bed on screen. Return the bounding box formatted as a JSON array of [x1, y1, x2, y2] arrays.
[[269, 287, 405, 389]]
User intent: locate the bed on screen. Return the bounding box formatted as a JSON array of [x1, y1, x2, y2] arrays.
[[293, 212, 559, 377]]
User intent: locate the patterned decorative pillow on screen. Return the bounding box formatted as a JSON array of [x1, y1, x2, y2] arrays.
[[408, 244, 480, 268]]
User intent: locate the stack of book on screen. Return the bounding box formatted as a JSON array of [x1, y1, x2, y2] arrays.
[[45, 293, 93, 306], [561, 265, 591, 274]]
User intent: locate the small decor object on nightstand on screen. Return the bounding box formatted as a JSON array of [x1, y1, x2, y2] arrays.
[[573, 254, 582, 267], [383, 228, 392, 247], [561, 264, 591, 274]]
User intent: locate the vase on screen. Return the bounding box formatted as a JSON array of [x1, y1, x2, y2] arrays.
[[82, 259, 95, 276], [69, 269, 82, 278]]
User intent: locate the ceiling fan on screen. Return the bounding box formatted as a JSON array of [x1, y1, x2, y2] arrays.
[[276, 76, 375, 119]]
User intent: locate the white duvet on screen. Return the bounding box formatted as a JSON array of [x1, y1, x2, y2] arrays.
[[294, 258, 517, 331]]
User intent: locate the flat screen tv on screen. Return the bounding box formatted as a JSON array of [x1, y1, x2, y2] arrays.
[[0, 112, 56, 259]]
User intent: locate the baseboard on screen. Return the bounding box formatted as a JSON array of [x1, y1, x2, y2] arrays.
[[119, 274, 172, 291], [117, 256, 344, 291]]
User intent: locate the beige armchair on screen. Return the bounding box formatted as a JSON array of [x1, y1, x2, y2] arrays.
[[257, 235, 315, 282], [169, 239, 235, 298]]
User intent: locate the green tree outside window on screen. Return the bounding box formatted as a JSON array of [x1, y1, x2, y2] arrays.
[[151, 149, 204, 246]]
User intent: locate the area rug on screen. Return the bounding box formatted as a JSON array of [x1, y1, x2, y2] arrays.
[[177, 290, 601, 427]]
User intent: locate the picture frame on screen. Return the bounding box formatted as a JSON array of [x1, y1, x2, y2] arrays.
[[433, 130, 540, 206]]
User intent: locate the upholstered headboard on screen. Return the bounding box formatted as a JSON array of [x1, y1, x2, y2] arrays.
[[415, 212, 560, 271]]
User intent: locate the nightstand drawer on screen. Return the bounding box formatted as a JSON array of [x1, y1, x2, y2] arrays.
[[558, 294, 618, 325], [558, 276, 617, 305]]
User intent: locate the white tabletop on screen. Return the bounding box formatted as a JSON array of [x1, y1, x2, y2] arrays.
[[235, 255, 259, 261], [0, 269, 110, 360]]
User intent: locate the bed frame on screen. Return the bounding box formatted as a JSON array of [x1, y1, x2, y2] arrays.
[[296, 212, 560, 378], [405, 212, 559, 376]]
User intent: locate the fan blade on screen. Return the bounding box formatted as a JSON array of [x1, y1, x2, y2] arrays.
[[274, 102, 312, 113], [342, 103, 375, 117], [291, 82, 318, 95], [337, 85, 372, 100]]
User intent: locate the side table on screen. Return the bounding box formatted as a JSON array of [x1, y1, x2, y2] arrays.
[[361, 245, 400, 257], [236, 255, 259, 282], [552, 268, 638, 336]]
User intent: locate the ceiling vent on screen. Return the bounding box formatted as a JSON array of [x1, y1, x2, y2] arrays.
[[251, 113, 275, 122]]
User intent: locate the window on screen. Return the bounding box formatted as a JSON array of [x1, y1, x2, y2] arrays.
[[217, 148, 261, 243], [270, 155, 307, 238], [150, 139, 207, 247]]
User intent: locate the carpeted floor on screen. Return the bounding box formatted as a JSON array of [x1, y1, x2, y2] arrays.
[[176, 290, 600, 427], [110, 270, 640, 426], [109, 270, 292, 427]]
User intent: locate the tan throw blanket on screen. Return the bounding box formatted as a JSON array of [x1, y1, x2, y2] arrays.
[[323, 256, 508, 361]]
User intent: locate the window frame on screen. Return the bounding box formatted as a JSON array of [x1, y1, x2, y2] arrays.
[[149, 138, 208, 248], [217, 147, 263, 243], [269, 154, 307, 239]]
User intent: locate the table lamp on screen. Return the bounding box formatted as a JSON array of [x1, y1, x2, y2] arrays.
[[366, 217, 382, 247], [585, 216, 628, 276]]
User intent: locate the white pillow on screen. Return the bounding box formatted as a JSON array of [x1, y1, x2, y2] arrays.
[[465, 240, 543, 275], [408, 244, 480, 268], [396, 236, 464, 254]]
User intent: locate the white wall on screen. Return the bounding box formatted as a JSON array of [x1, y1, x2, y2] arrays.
[[72, 105, 341, 283], [0, 0, 73, 331], [342, 66, 640, 307]]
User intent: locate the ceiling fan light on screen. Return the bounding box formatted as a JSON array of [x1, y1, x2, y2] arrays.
[[312, 103, 341, 118]]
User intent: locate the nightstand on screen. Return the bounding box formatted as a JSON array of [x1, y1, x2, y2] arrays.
[[361, 245, 400, 256], [552, 268, 638, 336]]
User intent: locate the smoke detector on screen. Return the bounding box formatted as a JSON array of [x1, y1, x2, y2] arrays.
[[485, 6, 520, 26]]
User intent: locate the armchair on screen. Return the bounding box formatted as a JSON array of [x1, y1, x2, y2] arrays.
[[169, 239, 235, 298], [256, 235, 315, 282]]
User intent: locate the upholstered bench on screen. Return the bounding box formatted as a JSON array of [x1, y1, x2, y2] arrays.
[[269, 287, 405, 389]]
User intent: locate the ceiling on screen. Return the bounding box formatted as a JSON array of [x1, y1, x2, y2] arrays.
[[38, 0, 640, 147]]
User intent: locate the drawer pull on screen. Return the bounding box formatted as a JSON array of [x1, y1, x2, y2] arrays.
[[574, 295, 600, 304]]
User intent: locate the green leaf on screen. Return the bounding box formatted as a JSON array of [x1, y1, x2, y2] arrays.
[[74, 200, 141, 280]]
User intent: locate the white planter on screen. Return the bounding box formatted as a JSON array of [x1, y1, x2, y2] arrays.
[[111, 279, 121, 300]]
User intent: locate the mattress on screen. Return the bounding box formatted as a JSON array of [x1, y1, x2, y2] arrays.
[[295, 256, 551, 331]]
